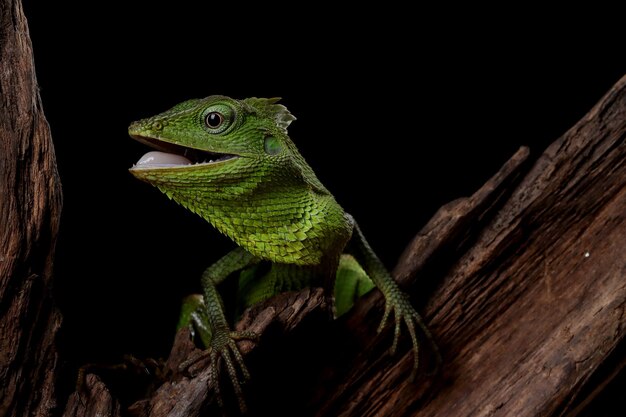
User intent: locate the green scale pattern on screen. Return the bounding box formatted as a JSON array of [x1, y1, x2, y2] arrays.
[[140, 159, 352, 266]]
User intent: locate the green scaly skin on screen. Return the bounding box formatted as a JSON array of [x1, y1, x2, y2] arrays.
[[129, 96, 439, 412]]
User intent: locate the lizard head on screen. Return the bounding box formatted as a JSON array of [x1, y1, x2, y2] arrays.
[[128, 95, 345, 264], [129, 95, 293, 174], [129, 95, 326, 189]]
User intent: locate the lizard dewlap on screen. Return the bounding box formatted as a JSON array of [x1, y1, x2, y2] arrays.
[[128, 95, 439, 413]]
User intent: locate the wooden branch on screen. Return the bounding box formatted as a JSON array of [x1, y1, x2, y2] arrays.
[[63, 375, 121, 417], [312, 146, 533, 416], [315, 76, 626, 416], [65, 289, 329, 416], [420, 74, 626, 417], [0, 1, 63, 416]]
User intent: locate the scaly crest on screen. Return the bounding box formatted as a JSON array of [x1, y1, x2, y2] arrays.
[[243, 97, 296, 131]]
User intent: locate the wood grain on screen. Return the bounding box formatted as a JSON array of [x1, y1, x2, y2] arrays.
[[315, 75, 626, 417], [0, 1, 63, 416]]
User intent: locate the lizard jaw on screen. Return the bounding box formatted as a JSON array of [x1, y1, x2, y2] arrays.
[[131, 150, 237, 169], [129, 134, 238, 170]]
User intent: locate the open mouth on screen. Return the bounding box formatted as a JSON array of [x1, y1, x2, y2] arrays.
[[130, 135, 238, 169]]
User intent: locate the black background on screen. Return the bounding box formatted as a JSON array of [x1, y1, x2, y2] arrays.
[[21, 1, 626, 400]]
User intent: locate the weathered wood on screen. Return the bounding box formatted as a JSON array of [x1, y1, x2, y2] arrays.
[[315, 76, 626, 416], [63, 375, 121, 417], [127, 288, 328, 417], [312, 146, 533, 416], [0, 1, 63, 416], [419, 74, 626, 417], [63, 288, 329, 416]]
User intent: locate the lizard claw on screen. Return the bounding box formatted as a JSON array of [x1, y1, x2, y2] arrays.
[[378, 291, 441, 380], [181, 329, 256, 413], [210, 329, 256, 413]]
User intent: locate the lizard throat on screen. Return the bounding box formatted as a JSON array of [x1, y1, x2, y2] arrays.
[[130, 134, 238, 169]]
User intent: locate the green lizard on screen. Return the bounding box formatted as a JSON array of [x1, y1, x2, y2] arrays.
[[128, 96, 438, 411]]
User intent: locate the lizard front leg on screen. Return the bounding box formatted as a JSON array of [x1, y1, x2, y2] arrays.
[[192, 247, 258, 412], [345, 214, 441, 379]]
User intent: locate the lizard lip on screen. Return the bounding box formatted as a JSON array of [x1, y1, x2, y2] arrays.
[[130, 134, 238, 169]]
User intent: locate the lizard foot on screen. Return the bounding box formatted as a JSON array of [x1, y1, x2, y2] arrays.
[[180, 329, 258, 413], [378, 291, 441, 380]]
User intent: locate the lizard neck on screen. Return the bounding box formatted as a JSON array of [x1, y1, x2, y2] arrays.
[[153, 160, 352, 265]]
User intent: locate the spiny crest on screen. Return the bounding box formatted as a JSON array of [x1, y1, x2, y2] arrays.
[[243, 97, 296, 131]]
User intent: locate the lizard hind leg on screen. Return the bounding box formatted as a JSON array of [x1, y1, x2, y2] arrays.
[[334, 254, 375, 317], [177, 294, 212, 348]]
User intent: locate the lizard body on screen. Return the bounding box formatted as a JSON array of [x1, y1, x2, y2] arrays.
[[129, 96, 437, 411]]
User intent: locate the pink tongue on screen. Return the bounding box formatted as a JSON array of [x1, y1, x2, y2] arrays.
[[135, 151, 191, 167]]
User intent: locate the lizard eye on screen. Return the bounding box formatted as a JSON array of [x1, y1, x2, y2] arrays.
[[202, 103, 235, 134], [205, 112, 224, 129]]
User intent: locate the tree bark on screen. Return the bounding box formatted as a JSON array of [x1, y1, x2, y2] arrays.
[[313, 75, 626, 416], [0, 1, 63, 417]]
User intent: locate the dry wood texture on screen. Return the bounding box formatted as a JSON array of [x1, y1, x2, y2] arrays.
[[415, 74, 626, 417], [313, 76, 626, 416], [0, 1, 63, 416]]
